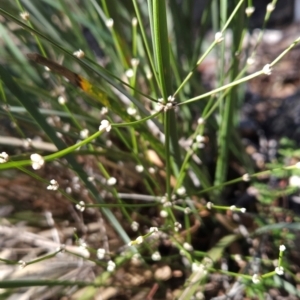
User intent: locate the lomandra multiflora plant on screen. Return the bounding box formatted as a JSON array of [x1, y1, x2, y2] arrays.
[[0, 0, 299, 299]]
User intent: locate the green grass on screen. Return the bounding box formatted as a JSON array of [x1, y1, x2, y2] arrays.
[[0, 0, 299, 299]]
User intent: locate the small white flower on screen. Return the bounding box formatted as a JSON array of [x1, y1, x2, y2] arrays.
[[30, 153, 45, 170], [206, 202, 213, 210], [46, 117, 54, 126], [148, 167, 156, 174], [252, 274, 260, 284], [275, 266, 284, 275], [247, 57, 255, 65], [267, 3, 275, 12], [154, 102, 164, 112], [18, 260, 26, 269], [107, 260, 116, 272], [192, 262, 203, 272], [136, 236, 144, 244], [0, 152, 9, 163], [215, 32, 224, 43], [100, 107, 108, 115], [163, 201, 172, 208], [177, 186, 186, 195], [168, 95, 175, 102], [131, 58, 139, 67], [151, 251, 161, 261], [279, 245, 286, 252], [164, 102, 174, 111], [146, 71, 152, 79], [135, 165, 144, 172], [107, 177, 117, 186], [24, 139, 33, 148], [184, 207, 191, 214], [132, 17, 138, 26], [79, 239, 87, 248], [80, 129, 89, 139], [63, 123, 70, 132], [127, 107, 137, 115], [73, 49, 85, 58], [230, 205, 236, 211], [160, 196, 167, 204], [99, 120, 111, 132], [20, 11, 30, 20], [47, 179, 59, 191], [240, 208, 247, 213], [106, 18, 114, 28], [234, 254, 242, 262], [131, 221, 139, 232], [242, 173, 250, 182], [160, 210, 168, 218], [245, 7, 255, 17], [174, 222, 182, 232], [262, 64, 272, 75], [196, 135, 205, 143], [149, 227, 158, 233], [125, 69, 134, 78], [183, 242, 193, 251], [197, 118, 205, 125], [75, 201, 85, 212], [289, 175, 300, 187], [58, 95, 67, 105], [97, 248, 106, 260]]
